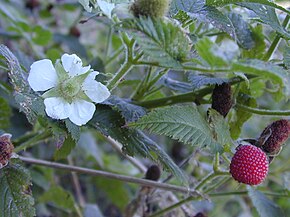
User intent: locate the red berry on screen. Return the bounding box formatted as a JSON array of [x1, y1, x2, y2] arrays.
[[230, 144, 268, 185], [0, 133, 14, 167], [211, 83, 232, 117], [258, 119, 290, 155]]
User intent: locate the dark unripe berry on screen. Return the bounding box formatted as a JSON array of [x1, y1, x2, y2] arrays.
[[258, 119, 290, 155], [0, 134, 14, 167], [193, 213, 208, 217], [145, 165, 161, 181], [211, 83, 232, 117], [25, 0, 40, 10], [230, 144, 268, 185], [69, 26, 81, 38], [131, 0, 171, 18]]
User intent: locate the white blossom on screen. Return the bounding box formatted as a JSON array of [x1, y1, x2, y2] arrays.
[[28, 54, 110, 126]]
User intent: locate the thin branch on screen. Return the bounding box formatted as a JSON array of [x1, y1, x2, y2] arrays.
[[19, 156, 201, 196]]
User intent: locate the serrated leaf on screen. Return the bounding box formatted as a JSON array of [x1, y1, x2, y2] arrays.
[[188, 6, 236, 39], [228, 13, 255, 49], [90, 105, 188, 184], [0, 44, 30, 93], [195, 37, 229, 67], [39, 186, 75, 211], [103, 96, 146, 123], [65, 119, 80, 141], [207, 109, 231, 152], [54, 135, 76, 160], [0, 97, 11, 129], [238, 3, 290, 39], [130, 105, 228, 152], [284, 46, 290, 69], [170, 0, 205, 14], [230, 93, 257, 139], [187, 74, 228, 89], [232, 59, 290, 100], [0, 159, 35, 217], [247, 186, 285, 217], [206, 0, 290, 16], [122, 17, 191, 68]]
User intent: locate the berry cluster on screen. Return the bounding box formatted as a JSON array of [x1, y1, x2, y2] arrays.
[[230, 119, 290, 185], [0, 133, 14, 167]]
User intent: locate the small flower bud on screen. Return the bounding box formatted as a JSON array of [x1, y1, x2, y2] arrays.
[[0, 133, 14, 168], [145, 165, 161, 181], [211, 83, 232, 117], [258, 119, 290, 155], [130, 0, 171, 18]]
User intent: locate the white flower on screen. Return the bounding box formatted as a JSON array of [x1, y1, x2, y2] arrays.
[[97, 0, 115, 19], [28, 53, 110, 126], [78, 0, 93, 12]]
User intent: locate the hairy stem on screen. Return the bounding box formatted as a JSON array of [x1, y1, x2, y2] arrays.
[[236, 103, 290, 116]]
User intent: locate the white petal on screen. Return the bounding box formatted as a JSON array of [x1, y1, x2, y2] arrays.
[[69, 100, 95, 126], [61, 53, 90, 77], [82, 74, 110, 103], [97, 0, 115, 19], [28, 59, 58, 91], [44, 97, 71, 120], [78, 0, 92, 12]]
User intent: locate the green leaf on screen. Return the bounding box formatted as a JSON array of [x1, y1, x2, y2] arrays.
[[122, 17, 191, 67], [232, 59, 290, 100], [130, 105, 228, 152], [171, 0, 205, 14], [160, 76, 193, 93], [188, 6, 236, 39], [0, 97, 11, 129], [195, 37, 230, 67], [228, 13, 255, 49], [54, 135, 76, 160], [284, 46, 290, 69], [206, 0, 290, 16], [38, 186, 75, 211], [84, 204, 104, 217], [0, 159, 35, 217], [230, 93, 257, 139], [238, 3, 290, 39], [0, 45, 30, 93], [90, 105, 188, 184], [207, 109, 231, 152], [65, 119, 80, 141], [247, 186, 285, 217], [32, 26, 52, 46]]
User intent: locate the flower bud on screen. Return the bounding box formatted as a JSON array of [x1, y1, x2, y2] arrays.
[[211, 83, 232, 117], [0, 133, 14, 168], [130, 0, 171, 18]]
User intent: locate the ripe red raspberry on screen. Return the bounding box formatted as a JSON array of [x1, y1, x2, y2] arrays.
[[0, 133, 14, 167], [258, 119, 290, 155], [230, 144, 268, 185], [211, 83, 232, 117]]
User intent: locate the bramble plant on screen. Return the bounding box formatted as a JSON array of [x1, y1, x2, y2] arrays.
[[0, 0, 290, 216]]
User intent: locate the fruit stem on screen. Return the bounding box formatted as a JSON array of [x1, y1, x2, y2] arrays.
[[213, 152, 220, 172]]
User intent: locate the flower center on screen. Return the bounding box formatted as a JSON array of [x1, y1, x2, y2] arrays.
[[59, 79, 81, 102]]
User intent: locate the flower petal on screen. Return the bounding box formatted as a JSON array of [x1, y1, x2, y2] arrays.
[[44, 97, 71, 120], [69, 100, 95, 126], [61, 53, 90, 77], [28, 59, 58, 91], [82, 73, 110, 103]]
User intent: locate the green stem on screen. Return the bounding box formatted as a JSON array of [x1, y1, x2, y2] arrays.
[[236, 103, 290, 116], [209, 191, 289, 197], [14, 131, 51, 152], [262, 15, 290, 61]]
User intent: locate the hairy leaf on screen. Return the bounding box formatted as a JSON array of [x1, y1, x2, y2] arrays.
[[232, 59, 290, 99], [238, 3, 290, 39], [228, 13, 255, 49], [171, 0, 205, 14], [0, 159, 35, 217], [206, 0, 290, 16], [122, 17, 191, 68], [188, 6, 236, 39], [130, 105, 230, 152], [90, 105, 188, 184], [103, 96, 146, 123], [54, 135, 76, 160], [247, 186, 285, 217], [0, 97, 11, 129], [188, 74, 228, 89], [65, 119, 80, 141]]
